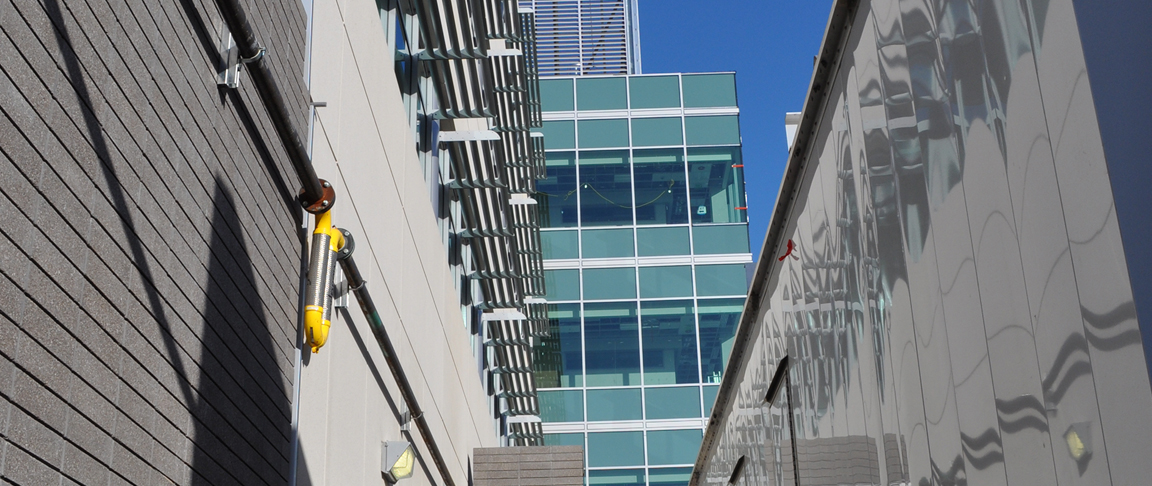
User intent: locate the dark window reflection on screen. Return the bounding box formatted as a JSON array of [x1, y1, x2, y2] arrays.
[[633, 148, 689, 225], [698, 298, 744, 382], [687, 148, 747, 224], [584, 302, 641, 386], [579, 150, 634, 226], [641, 300, 699, 385], [538, 151, 578, 227], [535, 304, 583, 387]]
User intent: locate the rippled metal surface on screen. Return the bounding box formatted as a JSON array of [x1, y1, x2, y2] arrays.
[[701, 0, 1152, 484]]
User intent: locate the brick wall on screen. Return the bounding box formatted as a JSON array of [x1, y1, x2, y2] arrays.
[[0, 0, 309, 483], [474, 446, 584, 485]]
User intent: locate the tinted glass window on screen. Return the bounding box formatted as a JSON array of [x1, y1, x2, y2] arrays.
[[703, 385, 720, 415], [692, 224, 750, 254], [681, 73, 737, 107], [543, 433, 584, 447], [583, 267, 637, 300], [631, 117, 683, 147], [636, 227, 691, 256], [638, 266, 693, 299], [582, 228, 635, 258], [540, 78, 574, 111], [578, 119, 630, 148], [584, 302, 640, 386], [629, 76, 680, 109], [698, 298, 744, 383], [579, 150, 633, 226], [587, 432, 645, 467], [586, 388, 643, 421], [541, 230, 579, 259], [535, 304, 583, 387], [589, 468, 645, 485], [537, 120, 576, 149], [577, 77, 628, 110], [644, 387, 702, 419], [687, 147, 747, 224], [649, 467, 693, 486], [685, 115, 741, 146], [539, 390, 584, 422], [545, 269, 580, 301], [633, 149, 688, 225], [647, 430, 703, 465], [695, 264, 748, 297], [640, 300, 698, 384], [539, 152, 578, 227]]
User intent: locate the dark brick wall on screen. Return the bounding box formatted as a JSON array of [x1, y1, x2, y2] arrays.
[[0, 0, 309, 483]]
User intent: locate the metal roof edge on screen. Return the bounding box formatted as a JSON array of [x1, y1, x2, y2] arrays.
[[688, 0, 863, 483]]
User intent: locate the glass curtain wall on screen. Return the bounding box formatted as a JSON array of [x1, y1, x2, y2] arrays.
[[532, 73, 752, 485]]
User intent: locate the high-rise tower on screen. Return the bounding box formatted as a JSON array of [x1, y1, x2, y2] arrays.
[[518, 0, 642, 76]]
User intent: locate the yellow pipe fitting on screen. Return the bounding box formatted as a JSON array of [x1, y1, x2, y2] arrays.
[[304, 210, 343, 353]]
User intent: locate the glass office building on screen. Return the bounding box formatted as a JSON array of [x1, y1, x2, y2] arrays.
[[531, 73, 751, 485]]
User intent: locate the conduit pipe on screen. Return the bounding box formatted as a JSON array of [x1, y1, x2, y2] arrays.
[[335, 230, 457, 486], [210, 0, 456, 483]]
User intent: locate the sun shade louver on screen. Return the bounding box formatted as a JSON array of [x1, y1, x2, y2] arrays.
[[417, 0, 547, 442]]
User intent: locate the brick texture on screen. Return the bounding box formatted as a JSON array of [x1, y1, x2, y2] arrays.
[[0, 0, 308, 483], [474, 446, 585, 486]]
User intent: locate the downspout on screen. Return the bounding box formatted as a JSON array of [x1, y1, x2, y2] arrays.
[[209, 0, 457, 484]]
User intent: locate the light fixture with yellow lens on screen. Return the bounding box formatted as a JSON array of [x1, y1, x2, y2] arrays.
[[382, 441, 415, 483]]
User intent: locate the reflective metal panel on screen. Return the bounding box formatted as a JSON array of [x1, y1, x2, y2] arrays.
[[697, 0, 1152, 484]]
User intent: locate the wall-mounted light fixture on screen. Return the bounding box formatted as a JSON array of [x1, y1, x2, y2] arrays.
[[382, 441, 415, 483]]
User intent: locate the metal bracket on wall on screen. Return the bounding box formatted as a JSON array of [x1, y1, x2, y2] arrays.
[[217, 23, 241, 89]]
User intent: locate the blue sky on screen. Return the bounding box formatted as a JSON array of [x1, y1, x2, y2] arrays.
[[638, 1, 832, 261]]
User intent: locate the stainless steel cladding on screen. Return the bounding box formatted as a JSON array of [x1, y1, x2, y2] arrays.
[[695, 0, 1152, 484]]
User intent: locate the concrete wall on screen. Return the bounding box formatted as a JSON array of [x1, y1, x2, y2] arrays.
[[0, 0, 308, 483], [294, 0, 500, 484]]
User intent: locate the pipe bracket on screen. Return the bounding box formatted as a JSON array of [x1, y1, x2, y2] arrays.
[[301, 179, 336, 214]]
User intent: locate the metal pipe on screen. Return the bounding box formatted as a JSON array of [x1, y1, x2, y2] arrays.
[[336, 229, 457, 486], [211, 0, 332, 211], [304, 210, 341, 352]]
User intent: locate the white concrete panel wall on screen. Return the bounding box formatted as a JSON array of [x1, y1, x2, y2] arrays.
[[295, 0, 499, 484]]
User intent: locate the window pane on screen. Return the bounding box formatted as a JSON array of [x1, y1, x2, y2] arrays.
[[688, 147, 747, 224], [583, 228, 634, 258], [583, 267, 637, 300], [544, 433, 584, 447], [638, 266, 693, 299], [542, 230, 579, 259], [637, 227, 691, 256], [647, 430, 703, 466], [579, 150, 633, 226], [649, 467, 693, 486], [539, 390, 584, 422], [681, 73, 736, 108], [698, 298, 744, 383], [694, 264, 748, 297], [685, 115, 741, 146], [584, 302, 640, 386], [545, 269, 581, 301], [587, 432, 645, 467], [640, 300, 698, 384], [630, 117, 683, 147], [586, 388, 643, 421], [644, 387, 702, 420], [703, 385, 720, 415], [538, 120, 576, 149], [629, 76, 680, 109], [577, 77, 628, 110], [589, 469, 646, 486], [633, 149, 688, 225], [578, 119, 630, 148], [692, 224, 750, 254], [535, 304, 583, 387], [539, 152, 578, 228], [541, 79, 574, 111]]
